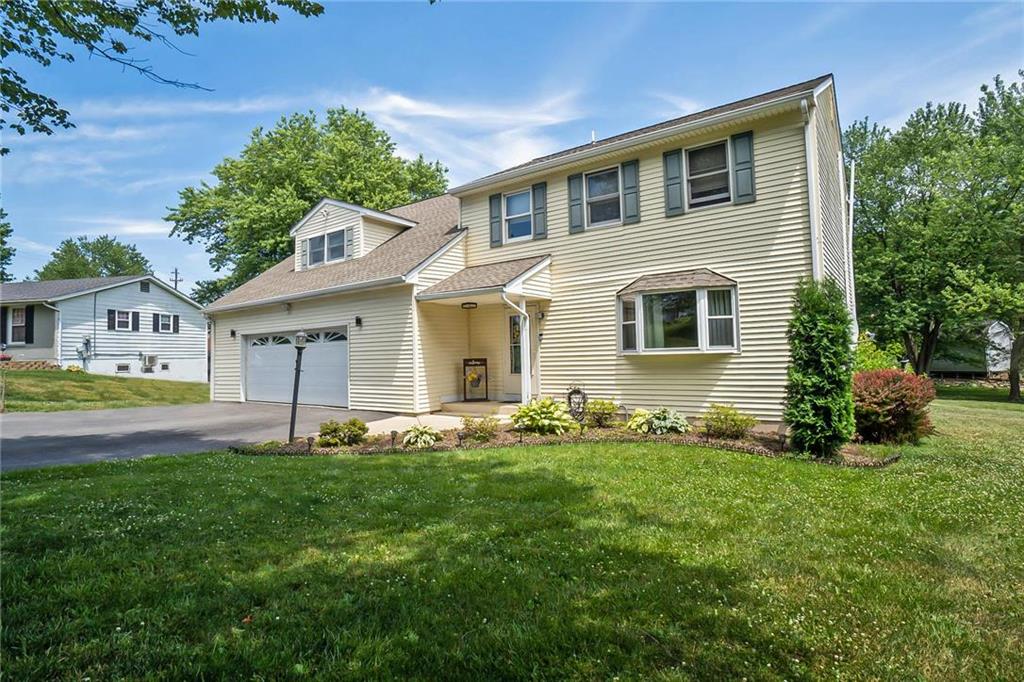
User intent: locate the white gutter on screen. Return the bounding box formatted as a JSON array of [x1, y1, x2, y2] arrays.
[[847, 157, 859, 337], [802, 98, 823, 280], [450, 89, 815, 195]]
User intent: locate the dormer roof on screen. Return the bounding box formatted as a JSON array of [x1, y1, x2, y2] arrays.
[[288, 198, 418, 236]]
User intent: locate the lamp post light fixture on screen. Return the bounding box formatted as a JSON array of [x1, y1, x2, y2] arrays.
[[287, 330, 309, 443]]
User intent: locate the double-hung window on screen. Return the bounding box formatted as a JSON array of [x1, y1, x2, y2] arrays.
[[585, 167, 621, 226], [10, 307, 26, 343], [307, 235, 326, 266], [115, 310, 131, 331], [619, 287, 738, 353], [159, 314, 173, 333], [504, 190, 532, 241], [686, 141, 731, 208], [326, 230, 345, 261]]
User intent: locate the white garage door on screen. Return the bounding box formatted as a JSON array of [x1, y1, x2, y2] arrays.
[[245, 329, 348, 407]]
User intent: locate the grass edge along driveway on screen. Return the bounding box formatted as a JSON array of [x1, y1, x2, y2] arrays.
[[1, 369, 208, 412], [2, 392, 1022, 679]]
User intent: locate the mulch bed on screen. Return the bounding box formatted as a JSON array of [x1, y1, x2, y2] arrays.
[[230, 425, 901, 468]]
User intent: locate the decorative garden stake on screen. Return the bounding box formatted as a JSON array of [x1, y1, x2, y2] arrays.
[[456, 431, 466, 447], [390, 430, 399, 448], [567, 386, 587, 423]]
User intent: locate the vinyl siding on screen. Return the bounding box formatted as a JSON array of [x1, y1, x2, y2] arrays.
[[458, 112, 812, 421], [57, 283, 206, 380], [209, 284, 417, 412], [517, 266, 551, 298], [815, 85, 853, 310], [414, 236, 466, 288], [415, 303, 469, 411], [361, 218, 405, 256], [293, 206, 362, 270]]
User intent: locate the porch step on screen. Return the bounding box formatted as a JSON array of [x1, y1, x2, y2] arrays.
[[439, 400, 519, 417]]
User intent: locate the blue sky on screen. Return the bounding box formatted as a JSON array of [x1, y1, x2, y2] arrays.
[[3, 1, 1022, 290]]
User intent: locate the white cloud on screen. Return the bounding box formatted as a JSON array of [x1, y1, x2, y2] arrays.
[[796, 4, 865, 40], [647, 92, 706, 119], [63, 217, 172, 237], [74, 94, 304, 120], [10, 235, 53, 255]]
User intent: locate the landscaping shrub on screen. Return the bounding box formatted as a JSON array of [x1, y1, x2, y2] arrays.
[[702, 403, 757, 440], [510, 397, 574, 435], [853, 333, 903, 373], [316, 418, 369, 447], [65, 364, 85, 373], [585, 399, 620, 428], [783, 278, 855, 458], [402, 424, 442, 449], [853, 369, 936, 444], [626, 407, 691, 435], [460, 415, 500, 442]]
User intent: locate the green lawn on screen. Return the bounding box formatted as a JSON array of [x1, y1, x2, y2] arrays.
[[3, 396, 1022, 679], [1, 369, 209, 411]]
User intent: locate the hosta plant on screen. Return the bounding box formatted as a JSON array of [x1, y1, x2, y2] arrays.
[[402, 425, 442, 449], [626, 408, 691, 435], [510, 397, 574, 435]]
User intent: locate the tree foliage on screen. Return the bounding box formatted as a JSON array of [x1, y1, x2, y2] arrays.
[[0, 0, 324, 152], [783, 278, 855, 458], [35, 235, 151, 280], [0, 205, 14, 282], [167, 108, 448, 303], [845, 71, 1023, 380]]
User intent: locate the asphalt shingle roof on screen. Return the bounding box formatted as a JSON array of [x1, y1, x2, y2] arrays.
[[617, 268, 736, 296], [205, 194, 461, 312], [0, 275, 141, 303], [419, 255, 549, 297]]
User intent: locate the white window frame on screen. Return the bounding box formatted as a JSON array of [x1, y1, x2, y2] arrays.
[[619, 297, 637, 352], [306, 234, 326, 267], [159, 314, 173, 333], [7, 306, 26, 345], [115, 310, 131, 331], [584, 165, 623, 228], [503, 188, 533, 243], [685, 139, 732, 211], [326, 229, 346, 262], [618, 287, 739, 355]]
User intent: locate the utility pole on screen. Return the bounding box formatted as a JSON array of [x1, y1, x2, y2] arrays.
[[170, 268, 183, 290]]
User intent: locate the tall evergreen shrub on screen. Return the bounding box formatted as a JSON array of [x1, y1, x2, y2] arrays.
[[783, 278, 855, 457]]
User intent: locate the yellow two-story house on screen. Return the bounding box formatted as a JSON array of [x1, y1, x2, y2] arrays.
[[205, 74, 854, 422]]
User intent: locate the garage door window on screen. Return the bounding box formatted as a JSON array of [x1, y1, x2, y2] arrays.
[[251, 335, 291, 346], [308, 331, 347, 343]]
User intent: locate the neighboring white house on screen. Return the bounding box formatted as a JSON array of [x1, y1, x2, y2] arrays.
[[204, 75, 855, 422], [0, 275, 207, 382]]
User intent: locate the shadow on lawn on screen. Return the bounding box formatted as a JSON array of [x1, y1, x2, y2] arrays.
[[4, 455, 812, 679]]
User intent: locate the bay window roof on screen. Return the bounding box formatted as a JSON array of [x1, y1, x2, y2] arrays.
[[617, 268, 736, 296]]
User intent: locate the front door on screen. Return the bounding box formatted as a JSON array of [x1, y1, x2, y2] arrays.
[[504, 306, 540, 402]]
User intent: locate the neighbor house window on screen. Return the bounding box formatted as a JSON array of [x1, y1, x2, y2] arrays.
[[10, 307, 26, 343], [619, 287, 738, 353], [307, 235, 325, 266], [327, 230, 345, 261], [116, 363, 130, 373], [161, 363, 170, 371], [585, 167, 621, 226], [159, 314, 172, 332], [504, 190, 532, 241], [686, 141, 731, 208], [115, 310, 131, 331], [139, 281, 150, 293]]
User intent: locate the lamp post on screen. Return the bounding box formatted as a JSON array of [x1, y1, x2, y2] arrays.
[[288, 330, 308, 443]]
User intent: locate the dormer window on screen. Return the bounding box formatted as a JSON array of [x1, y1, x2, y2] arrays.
[[327, 230, 345, 260], [303, 229, 346, 268], [308, 235, 325, 266]]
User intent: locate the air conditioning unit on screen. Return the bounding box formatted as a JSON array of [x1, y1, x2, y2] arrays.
[[143, 354, 158, 373]]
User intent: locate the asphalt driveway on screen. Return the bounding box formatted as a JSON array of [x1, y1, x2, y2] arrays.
[[0, 403, 394, 471]]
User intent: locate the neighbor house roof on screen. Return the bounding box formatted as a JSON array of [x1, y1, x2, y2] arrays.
[[418, 255, 549, 299], [0, 275, 142, 303], [617, 268, 736, 296], [451, 74, 832, 194], [205, 194, 462, 313]]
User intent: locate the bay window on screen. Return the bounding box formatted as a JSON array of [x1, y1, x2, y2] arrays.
[[619, 287, 738, 353]]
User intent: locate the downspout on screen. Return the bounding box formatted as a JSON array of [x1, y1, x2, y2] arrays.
[[847, 157, 859, 338], [501, 292, 532, 404], [802, 98, 822, 281]]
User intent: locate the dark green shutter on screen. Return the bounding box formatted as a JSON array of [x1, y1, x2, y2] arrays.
[[24, 305, 34, 344], [663, 150, 684, 216], [0, 307, 7, 344], [152, 313, 160, 332], [489, 193, 502, 247], [731, 131, 755, 204], [173, 315, 180, 334], [131, 311, 140, 332], [567, 173, 584, 233], [532, 182, 547, 240], [107, 309, 116, 330], [621, 160, 640, 224]]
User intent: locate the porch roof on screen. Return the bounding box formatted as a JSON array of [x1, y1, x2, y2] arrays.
[[617, 268, 736, 296], [417, 255, 550, 301]]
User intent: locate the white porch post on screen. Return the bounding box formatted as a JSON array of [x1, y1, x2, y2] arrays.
[[519, 296, 532, 404]]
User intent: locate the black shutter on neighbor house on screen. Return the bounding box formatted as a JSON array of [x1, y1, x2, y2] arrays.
[[663, 150, 684, 216], [621, 160, 640, 224], [131, 311, 140, 332], [173, 315, 180, 334], [152, 313, 160, 332], [1, 307, 7, 345], [567, 173, 584, 233], [731, 131, 755, 204], [489, 193, 502, 248], [107, 309, 116, 330], [532, 182, 547, 240], [24, 305, 34, 344]]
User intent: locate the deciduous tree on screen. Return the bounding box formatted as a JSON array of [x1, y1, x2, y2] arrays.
[[0, 206, 14, 282], [36, 235, 151, 280]]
